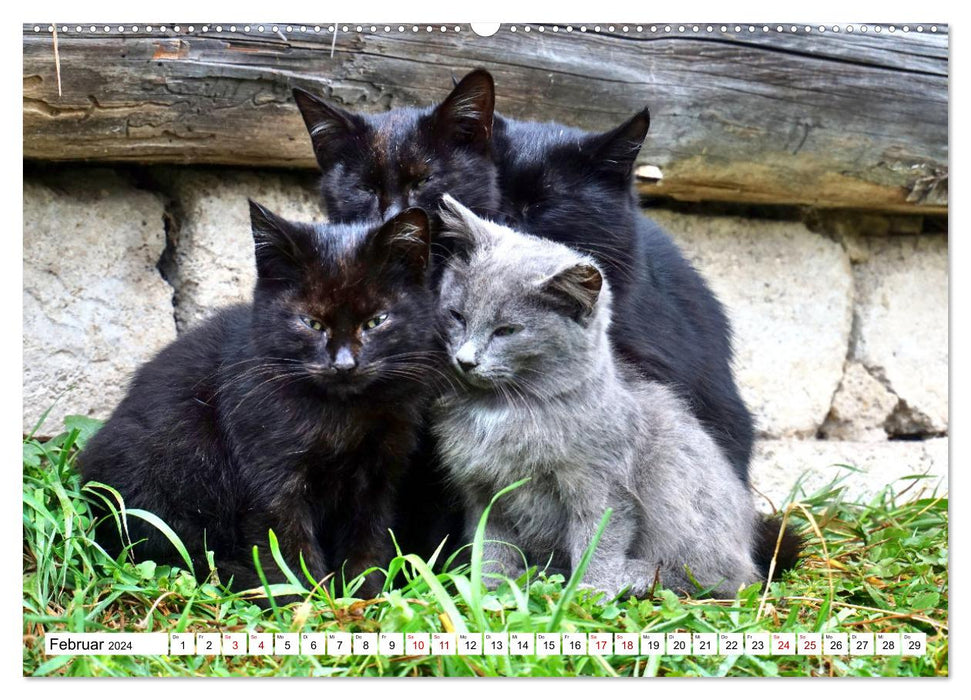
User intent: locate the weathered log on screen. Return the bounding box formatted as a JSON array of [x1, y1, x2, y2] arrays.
[[23, 24, 948, 213]]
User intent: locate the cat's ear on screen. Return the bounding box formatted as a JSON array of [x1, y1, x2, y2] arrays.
[[431, 69, 495, 152], [368, 208, 432, 282], [586, 106, 651, 180], [249, 199, 308, 283], [292, 86, 365, 169], [438, 193, 495, 259], [538, 263, 604, 322]]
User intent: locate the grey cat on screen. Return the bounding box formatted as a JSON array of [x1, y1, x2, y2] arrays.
[[432, 194, 761, 598]]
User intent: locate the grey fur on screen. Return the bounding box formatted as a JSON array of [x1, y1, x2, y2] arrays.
[[433, 194, 761, 598]]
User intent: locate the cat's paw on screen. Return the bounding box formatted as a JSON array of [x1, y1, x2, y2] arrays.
[[582, 560, 659, 599]]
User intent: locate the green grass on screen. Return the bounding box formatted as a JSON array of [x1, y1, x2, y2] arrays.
[[23, 417, 948, 677]]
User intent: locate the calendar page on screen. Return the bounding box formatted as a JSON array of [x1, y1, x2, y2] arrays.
[[21, 7, 948, 680]]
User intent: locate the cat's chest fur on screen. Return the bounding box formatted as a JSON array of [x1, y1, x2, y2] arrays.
[[222, 381, 419, 514], [434, 391, 631, 503]]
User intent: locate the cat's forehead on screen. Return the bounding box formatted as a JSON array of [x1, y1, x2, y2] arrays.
[[483, 237, 570, 278], [362, 108, 428, 162], [311, 221, 372, 258], [449, 233, 584, 306], [505, 120, 587, 165], [445, 261, 533, 320], [305, 221, 394, 286], [295, 223, 398, 313]]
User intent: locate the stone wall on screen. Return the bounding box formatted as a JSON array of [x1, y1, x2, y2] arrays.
[[651, 210, 948, 508], [22, 165, 948, 506]]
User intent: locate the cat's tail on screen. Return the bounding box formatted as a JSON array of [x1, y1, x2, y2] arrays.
[[753, 515, 804, 581]]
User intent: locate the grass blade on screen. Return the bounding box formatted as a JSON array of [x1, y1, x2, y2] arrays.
[[267, 529, 309, 591], [252, 545, 282, 621], [469, 478, 531, 631], [123, 509, 195, 577], [548, 508, 612, 632], [402, 554, 469, 634]]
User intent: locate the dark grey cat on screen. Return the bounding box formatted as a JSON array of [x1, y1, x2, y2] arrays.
[[432, 195, 761, 598]]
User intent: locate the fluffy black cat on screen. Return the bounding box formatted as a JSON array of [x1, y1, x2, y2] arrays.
[[79, 203, 437, 599], [294, 70, 797, 577], [292, 71, 500, 559]]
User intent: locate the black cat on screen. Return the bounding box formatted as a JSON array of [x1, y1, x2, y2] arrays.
[[292, 72, 501, 561], [79, 203, 437, 599]]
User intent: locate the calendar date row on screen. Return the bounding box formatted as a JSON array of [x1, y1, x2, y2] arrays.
[[46, 631, 927, 657]]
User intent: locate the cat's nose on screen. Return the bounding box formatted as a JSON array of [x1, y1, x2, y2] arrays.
[[456, 358, 478, 374], [333, 346, 357, 373], [455, 343, 478, 373]]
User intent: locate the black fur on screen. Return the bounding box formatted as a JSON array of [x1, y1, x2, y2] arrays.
[[79, 205, 439, 599], [753, 516, 804, 580], [293, 70, 499, 224]]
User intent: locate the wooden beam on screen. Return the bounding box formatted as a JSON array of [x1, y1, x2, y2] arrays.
[[23, 24, 948, 213]]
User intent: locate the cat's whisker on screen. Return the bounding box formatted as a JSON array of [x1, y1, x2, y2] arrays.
[[224, 371, 305, 420], [204, 359, 303, 387], [502, 378, 542, 426], [379, 350, 449, 363], [493, 366, 561, 405], [377, 362, 460, 394], [208, 364, 304, 401], [489, 378, 544, 428], [235, 375, 308, 421], [192, 356, 304, 391], [567, 234, 639, 281], [508, 379, 555, 407]]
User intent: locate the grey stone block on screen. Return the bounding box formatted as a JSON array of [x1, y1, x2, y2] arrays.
[[23, 171, 177, 434], [849, 234, 948, 436], [152, 168, 324, 331], [650, 210, 854, 438]]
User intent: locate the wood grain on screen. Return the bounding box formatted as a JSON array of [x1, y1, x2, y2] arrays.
[[23, 24, 948, 212]]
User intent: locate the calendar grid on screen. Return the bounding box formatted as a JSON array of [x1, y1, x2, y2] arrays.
[[43, 631, 927, 658]]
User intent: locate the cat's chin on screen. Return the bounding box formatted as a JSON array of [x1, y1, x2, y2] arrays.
[[454, 372, 504, 393], [307, 371, 376, 397]]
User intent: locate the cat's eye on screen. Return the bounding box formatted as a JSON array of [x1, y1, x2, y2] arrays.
[[448, 309, 466, 325], [413, 175, 433, 189], [493, 325, 519, 337], [363, 313, 389, 331], [300, 316, 324, 332], [358, 184, 377, 195]]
